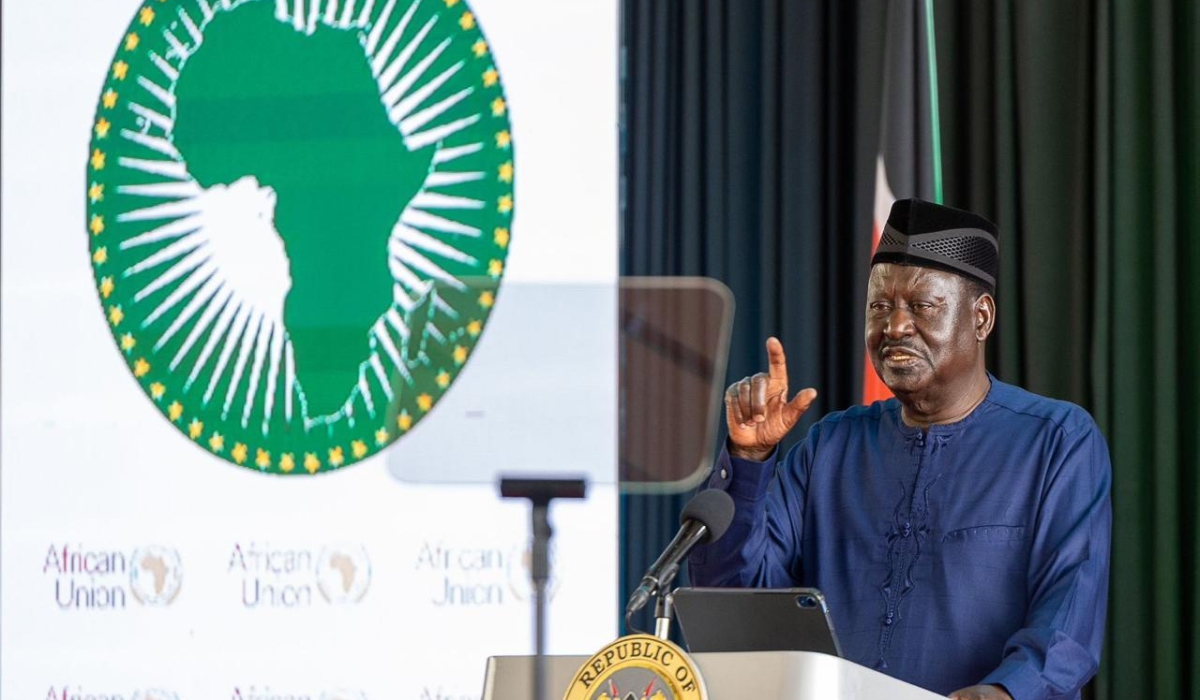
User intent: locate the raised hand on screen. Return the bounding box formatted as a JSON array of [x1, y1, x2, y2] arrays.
[[724, 337, 818, 461]]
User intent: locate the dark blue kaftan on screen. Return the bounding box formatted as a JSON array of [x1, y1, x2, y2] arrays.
[[688, 378, 1111, 700]]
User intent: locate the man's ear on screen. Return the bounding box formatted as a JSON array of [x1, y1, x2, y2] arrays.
[[975, 293, 996, 342]]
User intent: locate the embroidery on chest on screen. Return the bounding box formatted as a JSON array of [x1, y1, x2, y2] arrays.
[[873, 431, 947, 665]]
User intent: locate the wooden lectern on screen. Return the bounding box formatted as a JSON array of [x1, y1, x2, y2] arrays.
[[482, 651, 946, 699]]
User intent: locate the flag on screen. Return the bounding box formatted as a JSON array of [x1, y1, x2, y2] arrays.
[[862, 0, 944, 404]]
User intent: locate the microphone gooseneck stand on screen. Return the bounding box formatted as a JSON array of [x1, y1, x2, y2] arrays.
[[500, 476, 587, 700], [624, 488, 736, 641]]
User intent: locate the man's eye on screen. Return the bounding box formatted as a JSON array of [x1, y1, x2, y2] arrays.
[[870, 302, 891, 312]]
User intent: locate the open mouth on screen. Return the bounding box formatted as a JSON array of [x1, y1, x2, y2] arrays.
[[881, 347, 923, 367]]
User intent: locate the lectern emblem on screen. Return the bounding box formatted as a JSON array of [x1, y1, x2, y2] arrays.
[[86, 0, 515, 473], [562, 634, 706, 700]]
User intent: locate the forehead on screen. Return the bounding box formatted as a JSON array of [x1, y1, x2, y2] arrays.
[[868, 263, 965, 295]]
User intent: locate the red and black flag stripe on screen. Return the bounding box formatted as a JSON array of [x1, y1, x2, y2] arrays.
[[862, 0, 944, 404]]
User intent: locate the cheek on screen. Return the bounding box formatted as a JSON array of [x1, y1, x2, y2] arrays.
[[864, 318, 883, 345], [926, 320, 975, 364]]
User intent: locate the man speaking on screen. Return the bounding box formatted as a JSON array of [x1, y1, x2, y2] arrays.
[[688, 199, 1111, 700]]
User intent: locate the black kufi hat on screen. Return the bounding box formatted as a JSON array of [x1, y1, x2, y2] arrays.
[[871, 199, 1000, 293]]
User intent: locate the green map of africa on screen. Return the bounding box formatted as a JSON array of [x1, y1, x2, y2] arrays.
[[173, 2, 433, 418]]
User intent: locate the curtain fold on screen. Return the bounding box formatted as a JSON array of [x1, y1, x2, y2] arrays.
[[620, 0, 877, 634]]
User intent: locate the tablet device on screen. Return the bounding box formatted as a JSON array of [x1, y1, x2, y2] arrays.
[[671, 587, 843, 657]]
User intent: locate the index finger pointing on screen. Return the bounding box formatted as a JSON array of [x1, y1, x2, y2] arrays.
[[766, 337, 789, 383]]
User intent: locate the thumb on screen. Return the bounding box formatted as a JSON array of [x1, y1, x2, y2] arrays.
[[781, 388, 818, 425]]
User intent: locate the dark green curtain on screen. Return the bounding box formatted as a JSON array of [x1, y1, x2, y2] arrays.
[[935, 1, 1200, 698], [621, 0, 1200, 696]]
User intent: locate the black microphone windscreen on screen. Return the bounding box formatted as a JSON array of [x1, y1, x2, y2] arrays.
[[680, 489, 735, 543]]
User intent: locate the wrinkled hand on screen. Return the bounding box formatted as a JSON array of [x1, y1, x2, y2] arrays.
[[724, 337, 818, 461], [948, 685, 1013, 700]]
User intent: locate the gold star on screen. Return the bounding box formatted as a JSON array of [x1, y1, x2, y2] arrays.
[[102, 89, 118, 109], [91, 149, 106, 170], [498, 161, 513, 183], [491, 97, 506, 116], [397, 411, 413, 431], [95, 118, 111, 139], [494, 227, 510, 248], [113, 61, 129, 80], [93, 247, 108, 264], [188, 419, 204, 439], [453, 345, 468, 365], [328, 446, 345, 467], [436, 370, 451, 389], [139, 6, 155, 25], [304, 453, 320, 473], [472, 40, 488, 57], [375, 427, 389, 445], [479, 290, 495, 308], [208, 432, 224, 453], [168, 401, 183, 421], [280, 453, 296, 472], [231, 443, 248, 464], [417, 394, 433, 412], [120, 333, 136, 351], [488, 259, 503, 278], [133, 358, 150, 377], [495, 130, 511, 148], [255, 448, 271, 469], [149, 382, 165, 400], [89, 183, 104, 203], [351, 440, 368, 459], [125, 33, 139, 51], [99, 277, 115, 298], [497, 195, 513, 213], [444, 0, 459, 5], [467, 320, 482, 337], [483, 68, 499, 87], [108, 305, 124, 326], [459, 12, 475, 30], [89, 215, 105, 236]]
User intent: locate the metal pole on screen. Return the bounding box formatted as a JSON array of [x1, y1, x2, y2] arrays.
[[653, 589, 675, 640], [531, 502, 551, 700], [498, 477, 586, 700]]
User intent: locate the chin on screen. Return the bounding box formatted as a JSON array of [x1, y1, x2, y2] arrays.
[[877, 366, 930, 396]]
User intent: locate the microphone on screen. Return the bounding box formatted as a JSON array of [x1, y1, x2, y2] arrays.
[[625, 489, 736, 615]]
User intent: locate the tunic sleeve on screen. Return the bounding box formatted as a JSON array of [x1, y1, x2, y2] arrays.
[[979, 419, 1112, 700], [687, 434, 814, 588]]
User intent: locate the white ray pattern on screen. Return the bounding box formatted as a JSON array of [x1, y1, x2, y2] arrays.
[[116, 0, 494, 433], [353, 0, 492, 425], [113, 0, 303, 434]]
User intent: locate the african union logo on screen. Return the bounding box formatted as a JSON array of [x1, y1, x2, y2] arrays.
[[562, 635, 706, 700], [315, 544, 371, 603], [85, 0, 515, 474], [129, 545, 184, 605]]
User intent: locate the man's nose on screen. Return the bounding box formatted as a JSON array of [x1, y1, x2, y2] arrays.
[[883, 307, 915, 338]]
